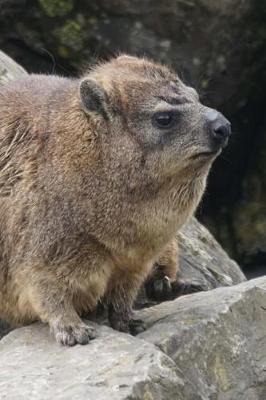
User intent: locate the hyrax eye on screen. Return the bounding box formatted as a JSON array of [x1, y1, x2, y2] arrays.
[[153, 112, 175, 129]]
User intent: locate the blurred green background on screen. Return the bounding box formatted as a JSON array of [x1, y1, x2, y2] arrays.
[[0, 0, 265, 277]]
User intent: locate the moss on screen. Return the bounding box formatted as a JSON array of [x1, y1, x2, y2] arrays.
[[0, 67, 7, 79], [182, 318, 202, 326], [200, 78, 209, 89], [199, 234, 210, 245], [233, 201, 266, 254], [54, 19, 83, 51], [143, 391, 154, 400], [207, 268, 232, 286], [38, 0, 74, 18], [57, 46, 71, 59], [213, 353, 230, 391]]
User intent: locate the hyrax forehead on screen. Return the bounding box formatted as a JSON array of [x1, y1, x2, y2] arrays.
[[88, 55, 199, 113]]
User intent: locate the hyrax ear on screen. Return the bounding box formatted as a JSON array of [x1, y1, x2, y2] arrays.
[[79, 78, 108, 118]]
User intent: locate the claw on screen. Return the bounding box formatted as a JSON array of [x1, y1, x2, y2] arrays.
[[171, 279, 207, 296], [52, 321, 96, 346], [109, 305, 146, 335], [146, 275, 206, 301], [128, 319, 146, 335]]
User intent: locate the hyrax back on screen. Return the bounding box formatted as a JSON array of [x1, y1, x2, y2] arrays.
[[0, 55, 228, 345]]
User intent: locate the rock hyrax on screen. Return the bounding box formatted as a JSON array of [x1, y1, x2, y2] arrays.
[[0, 55, 231, 345]]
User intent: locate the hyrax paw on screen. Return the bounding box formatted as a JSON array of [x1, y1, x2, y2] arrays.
[[146, 275, 207, 301], [110, 317, 146, 335], [52, 322, 97, 346], [128, 319, 146, 335], [171, 279, 207, 296], [109, 308, 146, 335], [146, 275, 172, 301]]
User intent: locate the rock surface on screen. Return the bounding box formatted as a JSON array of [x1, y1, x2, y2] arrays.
[[178, 217, 245, 289], [1, 277, 265, 399], [0, 323, 183, 400], [139, 277, 266, 400], [0, 49, 26, 85]]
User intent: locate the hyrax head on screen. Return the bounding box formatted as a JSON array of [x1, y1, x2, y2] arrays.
[[78, 55, 231, 180]]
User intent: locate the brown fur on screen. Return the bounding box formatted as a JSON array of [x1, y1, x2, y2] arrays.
[[156, 239, 179, 280], [0, 55, 223, 345]]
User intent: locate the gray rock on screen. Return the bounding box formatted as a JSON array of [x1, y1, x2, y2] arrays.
[[178, 217, 246, 289], [139, 277, 266, 400], [0, 323, 186, 400], [0, 278, 265, 400], [0, 49, 26, 85]]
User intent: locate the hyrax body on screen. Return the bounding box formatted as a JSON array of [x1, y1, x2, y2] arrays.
[[0, 55, 230, 345]]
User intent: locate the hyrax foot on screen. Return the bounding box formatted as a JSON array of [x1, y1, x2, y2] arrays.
[[109, 307, 146, 335], [128, 318, 146, 335], [146, 276, 206, 301], [171, 279, 206, 296], [146, 275, 172, 301], [52, 320, 97, 346]]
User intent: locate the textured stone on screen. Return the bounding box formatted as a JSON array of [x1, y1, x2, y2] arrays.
[[0, 50, 26, 85], [139, 277, 266, 400], [0, 323, 186, 400], [178, 217, 246, 289]]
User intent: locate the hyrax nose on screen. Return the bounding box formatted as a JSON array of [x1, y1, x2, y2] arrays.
[[206, 109, 231, 143]]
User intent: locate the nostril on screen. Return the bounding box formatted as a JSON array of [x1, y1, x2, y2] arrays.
[[213, 123, 231, 139], [205, 109, 231, 141]]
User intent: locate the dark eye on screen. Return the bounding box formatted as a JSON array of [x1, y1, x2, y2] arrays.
[[153, 112, 175, 129]]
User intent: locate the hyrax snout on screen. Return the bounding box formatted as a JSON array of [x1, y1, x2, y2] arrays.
[[0, 55, 230, 345]]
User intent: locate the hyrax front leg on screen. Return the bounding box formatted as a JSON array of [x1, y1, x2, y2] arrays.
[[107, 271, 148, 335], [28, 270, 96, 346], [146, 238, 205, 301], [145, 238, 179, 301]]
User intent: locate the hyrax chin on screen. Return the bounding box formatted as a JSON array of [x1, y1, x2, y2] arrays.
[[0, 54, 231, 345]]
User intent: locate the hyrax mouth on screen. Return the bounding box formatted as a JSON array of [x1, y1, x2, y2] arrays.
[[190, 148, 222, 160]]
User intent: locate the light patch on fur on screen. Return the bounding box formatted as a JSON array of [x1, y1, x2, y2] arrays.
[[69, 263, 112, 314]]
